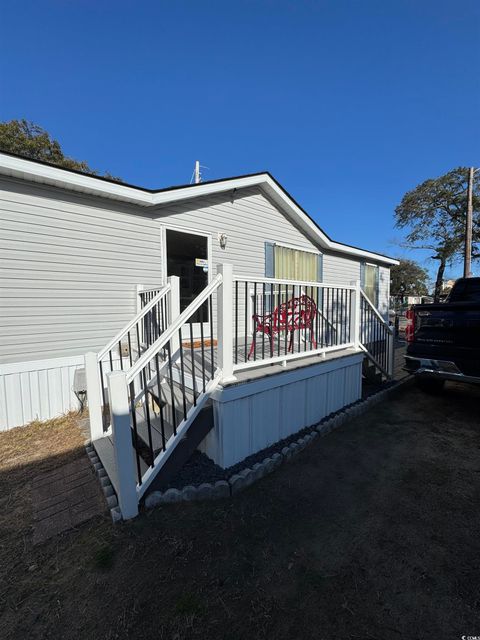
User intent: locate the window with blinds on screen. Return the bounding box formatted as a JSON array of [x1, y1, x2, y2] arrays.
[[273, 245, 321, 282], [364, 264, 379, 306]]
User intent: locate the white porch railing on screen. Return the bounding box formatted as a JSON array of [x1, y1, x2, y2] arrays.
[[231, 276, 357, 372]]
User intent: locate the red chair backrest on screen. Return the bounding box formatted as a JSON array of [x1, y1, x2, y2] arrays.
[[271, 294, 317, 332]]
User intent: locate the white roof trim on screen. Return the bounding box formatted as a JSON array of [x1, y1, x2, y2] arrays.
[[0, 152, 398, 265]]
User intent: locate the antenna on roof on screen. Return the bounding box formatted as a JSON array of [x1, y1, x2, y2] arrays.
[[190, 160, 201, 184], [190, 160, 209, 184]]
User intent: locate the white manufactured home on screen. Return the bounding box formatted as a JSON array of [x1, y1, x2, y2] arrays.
[[0, 151, 398, 517]]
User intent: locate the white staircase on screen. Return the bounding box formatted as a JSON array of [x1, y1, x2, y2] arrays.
[[85, 266, 234, 519], [358, 289, 394, 382]]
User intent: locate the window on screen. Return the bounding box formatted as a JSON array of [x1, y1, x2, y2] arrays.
[[273, 245, 321, 282], [363, 264, 379, 307], [448, 278, 480, 303]]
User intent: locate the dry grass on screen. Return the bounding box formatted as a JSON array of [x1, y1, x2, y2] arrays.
[[0, 412, 85, 475]]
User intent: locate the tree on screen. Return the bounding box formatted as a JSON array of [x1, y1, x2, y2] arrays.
[[390, 259, 429, 297], [395, 167, 480, 302], [0, 119, 121, 181]]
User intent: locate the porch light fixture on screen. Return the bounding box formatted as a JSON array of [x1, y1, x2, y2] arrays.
[[218, 233, 228, 250]]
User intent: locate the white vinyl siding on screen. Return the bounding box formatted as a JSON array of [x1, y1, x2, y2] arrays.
[[0, 178, 392, 366], [153, 187, 320, 280], [322, 253, 361, 286], [0, 178, 163, 364]]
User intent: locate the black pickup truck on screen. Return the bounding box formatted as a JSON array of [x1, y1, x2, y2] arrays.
[[404, 277, 480, 391]]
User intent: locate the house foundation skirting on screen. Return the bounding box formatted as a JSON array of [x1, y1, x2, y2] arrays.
[[0, 355, 84, 431]]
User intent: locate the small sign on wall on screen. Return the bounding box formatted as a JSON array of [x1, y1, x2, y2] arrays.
[[195, 258, 208, 268]]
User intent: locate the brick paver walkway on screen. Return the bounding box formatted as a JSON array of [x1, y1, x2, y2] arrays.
[[32, 456, 105, 544]]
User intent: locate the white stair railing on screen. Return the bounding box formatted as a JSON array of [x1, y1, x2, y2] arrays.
[[359, 289, 394, 378], [106, 269, 229, 517], [85, 279, 178, 441]]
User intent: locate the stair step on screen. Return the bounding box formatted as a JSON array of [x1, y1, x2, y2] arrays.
[[93, 434, 148, 496], [133, 380, 196, 463]]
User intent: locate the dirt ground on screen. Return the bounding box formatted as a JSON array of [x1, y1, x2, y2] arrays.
[[1, 380, 480, 640]]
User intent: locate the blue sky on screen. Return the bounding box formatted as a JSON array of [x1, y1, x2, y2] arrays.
[[1, 0, 479, 279]]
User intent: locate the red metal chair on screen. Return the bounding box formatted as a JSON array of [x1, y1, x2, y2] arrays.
[[248, 294, 317, 360]]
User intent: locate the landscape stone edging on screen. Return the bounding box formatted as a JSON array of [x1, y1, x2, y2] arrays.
[[84, 439, 122, 523], [144, 376, 412, 511]]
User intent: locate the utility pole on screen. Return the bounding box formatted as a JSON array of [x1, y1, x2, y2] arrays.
[[464, 167, 474, 278], [194, 160, 201, 184]]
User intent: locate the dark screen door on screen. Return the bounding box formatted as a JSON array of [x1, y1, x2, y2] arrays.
[[166, 229, 209, 326]]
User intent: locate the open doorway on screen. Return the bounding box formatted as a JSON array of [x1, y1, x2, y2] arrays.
[[165, 228, 210, 335]]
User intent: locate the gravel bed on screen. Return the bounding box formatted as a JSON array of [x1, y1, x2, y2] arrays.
[[162, 403, 364, 491], [163, 451, 227, 490]]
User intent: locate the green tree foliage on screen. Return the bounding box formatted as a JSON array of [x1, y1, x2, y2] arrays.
[[0, 119, 121, 181], [390, 259, 429, 297], [395, 168, 480, 301]]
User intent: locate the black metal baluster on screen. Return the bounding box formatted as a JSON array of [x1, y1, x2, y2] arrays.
[[253, 282, 257, 361], [347, 291, 352, 342], [127, 331, 133, 367], [235, 280, 238, 365], [166, 341, 177, 435], [270, 282, 274, 357], [118, 340, 123, 370], [340, 289, 344, 344], [136, 323, 141, 361], [155, 353, 166, 451], [157, 301, 162, 338], [99, 360, 107, 419], [244, 281, 248, 362], [326, 288, 330, 347], [129, 380, 142, 484], [200, 313, 206, 392], [209, 296, 214, 377], [151, 305, 156, 343], [178, 327, 187, 421], [296, 286, 300, 355], [142, 369, 155, 466], [189, 320, 197, 405], [335, 288, 339, 345], [262, 282, 266, 360]]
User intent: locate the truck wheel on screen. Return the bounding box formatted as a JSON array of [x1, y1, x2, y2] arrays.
[[415, 377, 445, 394]]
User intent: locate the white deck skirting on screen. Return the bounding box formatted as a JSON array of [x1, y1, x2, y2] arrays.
[[200, 350, 363, 468]]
